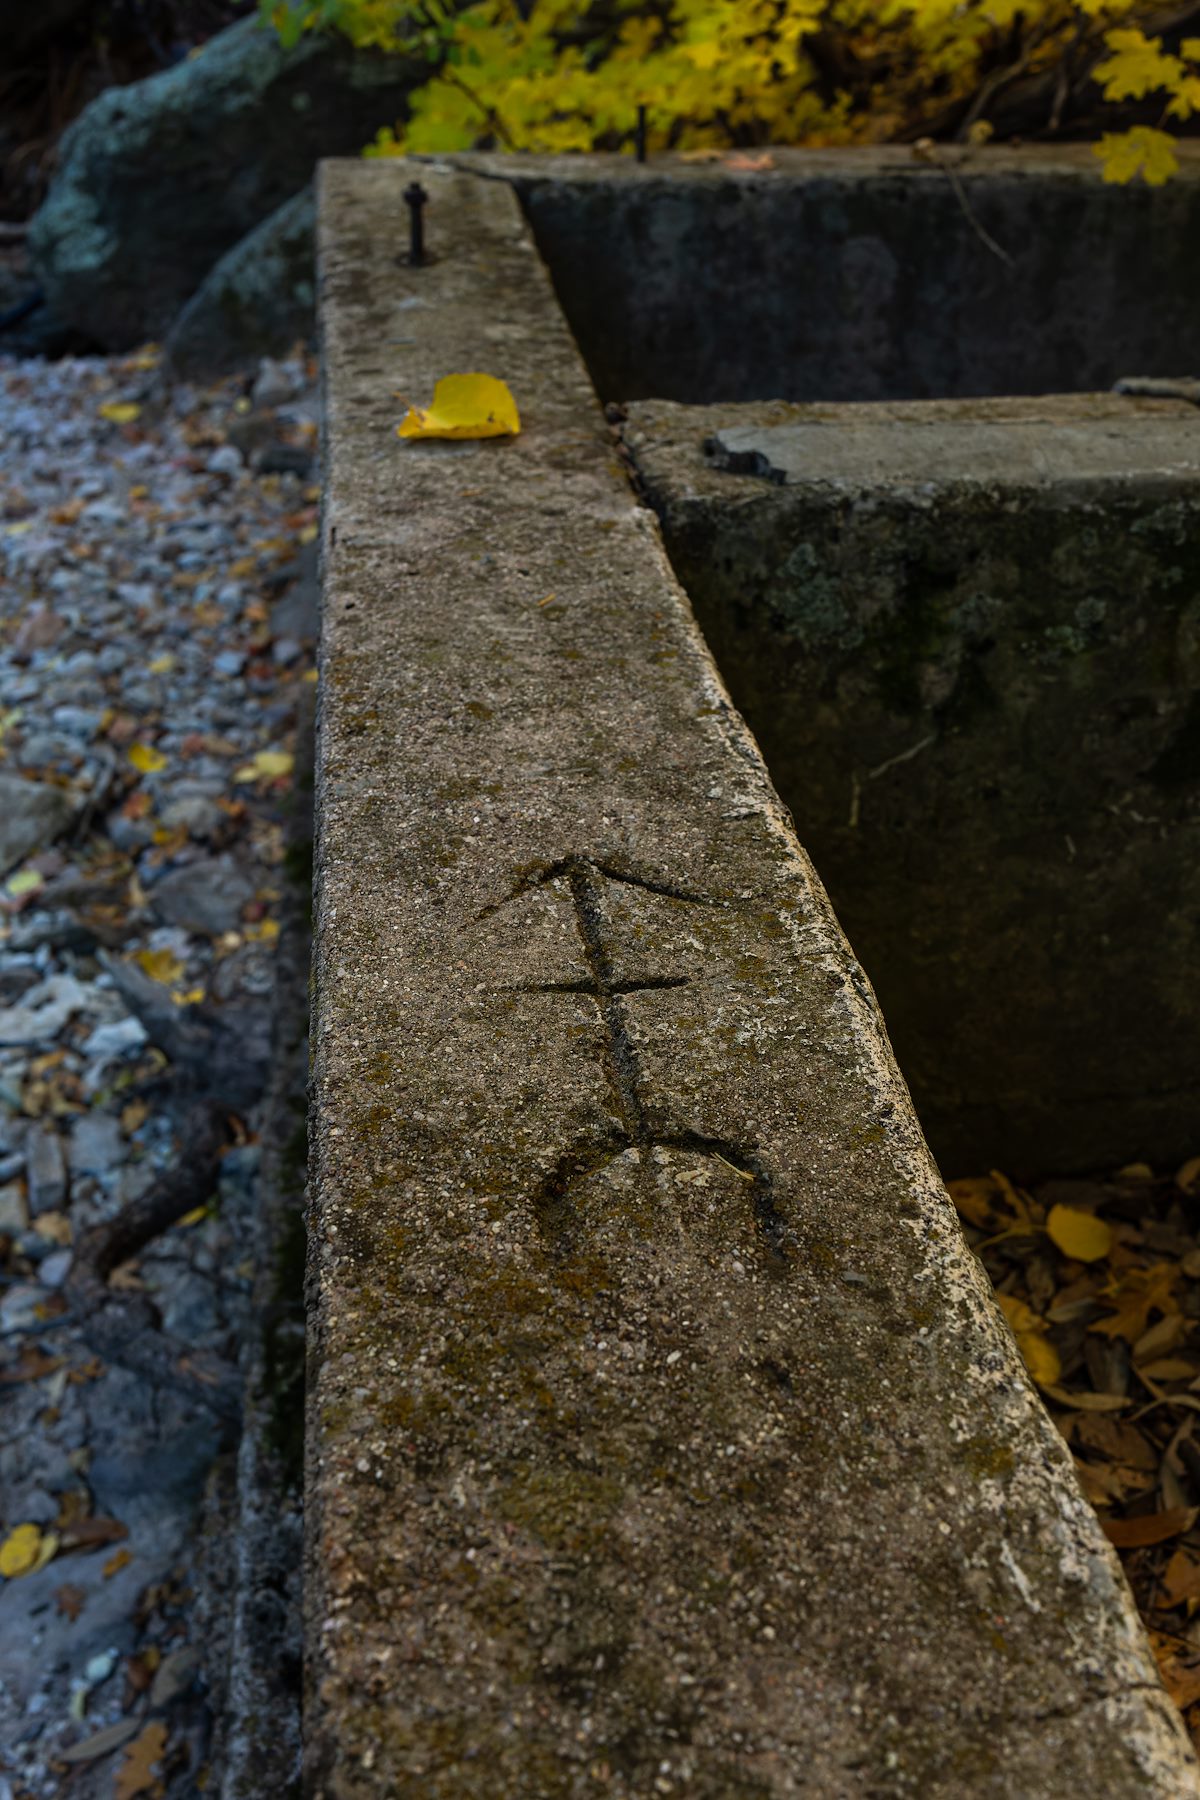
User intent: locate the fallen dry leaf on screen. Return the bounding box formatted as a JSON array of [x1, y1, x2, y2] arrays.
[[1046, 1202, 1113, 1263], [0, 1523, 58, 1578], [1162, 1547, 1200, 1608], [233, 748, 293, 784], [725, 151, 776, 170], [116, 1719, 168, 1799], [1151, 1632, 1200, 1711], [1041, 1385, 1131, 1412], [59, 1714, 144, 1765], [103, 1546, 134, 1579], [55, 1582, 87, 1621], [1177, 1156, 1200, 1197], [61, 1515, 128, 1553], [1135, 1313, 1192, 1364], [0, 1347, 64, 1384], [997, 1294, 1061, 1387], [397, 373, 520, 443], [133, 947, 185, 986], [127, 742, 167, 775], [1091, 1263, 1179, 1343], [1102, 1506, 1197, 1549]]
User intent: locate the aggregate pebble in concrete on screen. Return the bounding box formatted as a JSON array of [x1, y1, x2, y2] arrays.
[[310, 159, 1199, 1798]]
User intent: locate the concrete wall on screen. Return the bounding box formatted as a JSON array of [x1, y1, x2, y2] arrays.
[[627, 393, 1200, 1178], [311, 158, 1199, 1798], [453, 147, 1200, 406]]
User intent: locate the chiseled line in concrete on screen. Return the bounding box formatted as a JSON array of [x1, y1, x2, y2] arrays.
[[309, 159, 1199, 1798]]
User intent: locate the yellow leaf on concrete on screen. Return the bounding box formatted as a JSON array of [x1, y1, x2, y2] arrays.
[[6, 869, 44, 898], [98, 402, 141, 424], [0, 1523, 58, 1578], [134, 948, 185, 986], [997, 1293, 1062, 1388], [397, 373, 520, 442], [1046, 1203, 1113, 1263], [127, 743, 167, 774]]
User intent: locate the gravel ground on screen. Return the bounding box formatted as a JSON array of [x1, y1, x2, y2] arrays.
[[0, 345, 317, 1797]]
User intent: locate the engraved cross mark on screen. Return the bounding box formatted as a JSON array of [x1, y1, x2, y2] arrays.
[[482, 855, 789, 1264]]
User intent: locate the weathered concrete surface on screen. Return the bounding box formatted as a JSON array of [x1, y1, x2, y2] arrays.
[[626, 395, 1200, 1178], [310, 160, 1198, 1798], [448, 146, 1200, 406]]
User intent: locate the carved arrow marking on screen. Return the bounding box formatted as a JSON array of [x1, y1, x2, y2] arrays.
[[481, 855, 789, 1263]]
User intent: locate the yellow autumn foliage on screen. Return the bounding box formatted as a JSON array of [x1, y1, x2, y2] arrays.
[[260, 0, 1199, 183]]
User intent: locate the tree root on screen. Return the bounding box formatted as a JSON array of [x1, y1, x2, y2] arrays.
[[65, 1099, 243, 1424]]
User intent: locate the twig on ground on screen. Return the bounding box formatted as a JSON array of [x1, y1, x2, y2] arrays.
[[65, 1099, 242, 1422]]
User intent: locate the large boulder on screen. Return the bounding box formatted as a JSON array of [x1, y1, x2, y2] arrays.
[[28, 15, 427, 348], [166, 185, 315, 375]]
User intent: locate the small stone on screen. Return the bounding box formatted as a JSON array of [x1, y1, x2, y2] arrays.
[[0, 1283, 43, 1332], [70, 1113, 124, 1181], [38, 1249, 73, 1289], [159, 795, 222, 840], [82, 1016, 148, 1061], [206, 444, 244, 477], [0, 1181, 28, 1234], [0, 774, 80, 880], [11, 607, 65, 660], [151, 854, 255, 935], [251, 357, 302, 410], [26, 1124, 67, 1216], [213, 649, 245, 677], [49, 707, 103, 739], [0, 974, 94, 1047]]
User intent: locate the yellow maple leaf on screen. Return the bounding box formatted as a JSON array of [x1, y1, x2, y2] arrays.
[[128, 743, 167, 774], [1094, 29, 1182, 102], [1045, 1203, 1113, 1264], [1094, 125, 1179, 186], [397, 373, 520, 442], [98, 402, 141, 425], [1090, 1262, 1178, 1342], [134, 947, 185, 985], [997, 1293, 1062, 1388]]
